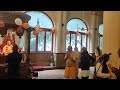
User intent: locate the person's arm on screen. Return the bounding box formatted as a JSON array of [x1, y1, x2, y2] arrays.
[[72, 52, 78, 62], [64, 53, 69, 60], [96, 63, 110, 78], [111, 67, 120, 79], [2, 45, 6, 55]]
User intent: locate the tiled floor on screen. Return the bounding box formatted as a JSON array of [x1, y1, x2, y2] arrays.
[[37, 67, 95, 79]]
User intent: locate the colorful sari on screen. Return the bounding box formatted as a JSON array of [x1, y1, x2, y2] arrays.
[[64, 51, 78, 79]]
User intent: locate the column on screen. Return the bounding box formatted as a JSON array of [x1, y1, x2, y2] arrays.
[[62, 11, 68, 53], [103, 11, 120, 68], [54, 11, 63, 67], [25, 28, 31, 64], [95, 13, 100, 48], [56, 11, 62, 53], [89, 11, 97, 56]]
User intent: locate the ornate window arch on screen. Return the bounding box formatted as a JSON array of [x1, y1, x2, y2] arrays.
[[66, 18, 88, 51], [19, 11, 54, 52]]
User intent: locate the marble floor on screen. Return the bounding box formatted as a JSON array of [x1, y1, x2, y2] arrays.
[[36, 67, 95, 79]]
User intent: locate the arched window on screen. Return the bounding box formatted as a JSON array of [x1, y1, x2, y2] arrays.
[[66, 18, 88, 51], [26, 11, 54, 52], [99, 24, 103, 50]]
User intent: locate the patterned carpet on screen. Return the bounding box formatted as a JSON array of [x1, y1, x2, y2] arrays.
[[36, 67, 95, 79]]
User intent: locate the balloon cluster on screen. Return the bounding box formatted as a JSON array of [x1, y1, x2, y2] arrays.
[[15, 18, 29, 38], [15, 18, 29, 29]]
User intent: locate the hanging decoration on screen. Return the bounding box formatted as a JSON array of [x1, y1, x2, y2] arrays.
[[85, 31, 90, 36], [22, 23, 29, 29], [16, 26, 24, 38], [0, 11, 31, 38], [15, 18, 23, 25], [76, 30, 79, 36], [33, 30, 39, 36], [16, 26, 23, 33], [51, 27, 56, 34], [66, 30, 70, 35], [0, 21, 5, 28]]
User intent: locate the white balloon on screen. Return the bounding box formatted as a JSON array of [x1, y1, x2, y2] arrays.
[[15, 18, 22, 25]]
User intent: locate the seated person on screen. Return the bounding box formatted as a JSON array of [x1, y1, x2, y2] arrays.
[[95, 53, 111, 79], [2, 40, 13, 56]]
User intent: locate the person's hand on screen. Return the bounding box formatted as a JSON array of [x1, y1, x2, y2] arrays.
[[66, 53, 69, 58], [111, 67, 119, 74], [108, 64, 112, 69], [64, 53, 69, 60]]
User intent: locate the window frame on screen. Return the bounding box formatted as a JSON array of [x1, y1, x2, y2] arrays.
[[25, 11, 54, 28], [25, 11, 54, 53], [30, 28, 54, 53], [66, 18, 88, 51]]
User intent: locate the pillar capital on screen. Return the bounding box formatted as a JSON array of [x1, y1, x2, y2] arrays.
[[91, 11, 97, 15]]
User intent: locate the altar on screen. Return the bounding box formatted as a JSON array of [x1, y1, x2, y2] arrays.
[[0, 11, 32, 79], [0, 61, 27, 79]]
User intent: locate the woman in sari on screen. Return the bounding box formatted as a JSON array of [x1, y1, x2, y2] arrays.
[[74, 47, 80, 79], [64, 46, 78, 79]]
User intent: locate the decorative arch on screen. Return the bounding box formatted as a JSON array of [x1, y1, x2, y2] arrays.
[[66, 18, 88, 51], [25, 11, 54, 29], [67, 18, 88, 32], [22, 11, 54, 52]]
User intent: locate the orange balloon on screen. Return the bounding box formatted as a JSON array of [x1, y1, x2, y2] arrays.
[[33, 31, 38, 36], [85, 31, 90, 36], [51, 29, 56, 34], [76, 31, 79, 36], [22, 23, 29, 29], [66, 31, 70, 35]]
